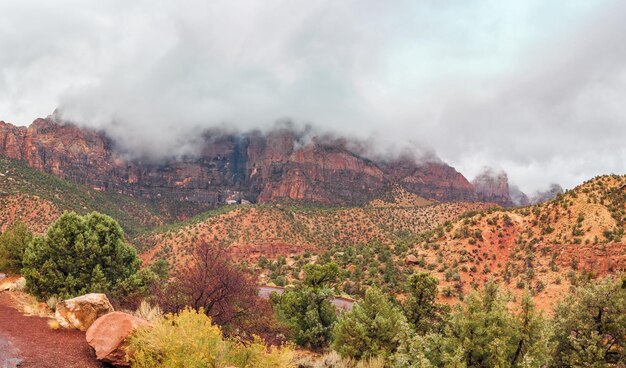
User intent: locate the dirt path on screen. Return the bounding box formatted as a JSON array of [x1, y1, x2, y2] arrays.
[[0, 292, 103, 368]]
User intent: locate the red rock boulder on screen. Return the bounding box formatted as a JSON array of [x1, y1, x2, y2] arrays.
[[55, 293, 114, 331], [405, 254, 419, 265], [86, 311, 151, 367]]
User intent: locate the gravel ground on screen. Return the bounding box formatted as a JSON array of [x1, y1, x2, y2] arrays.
[[0, 292, 103, 368]]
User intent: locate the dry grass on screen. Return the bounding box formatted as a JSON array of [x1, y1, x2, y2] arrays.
[[133, 300, 163, 322], [294, 351, 386, 368], [45, 295, 62, 312], [7, 290, 53, 317], [47, 319, 60, 330]]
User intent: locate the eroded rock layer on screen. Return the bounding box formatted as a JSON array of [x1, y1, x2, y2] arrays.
[[0, 118, 492, 211]]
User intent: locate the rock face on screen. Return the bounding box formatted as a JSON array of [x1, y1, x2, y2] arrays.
[[530, 183, 564, 204], [86, 311, 151, 367], [0, 118, 480, 211], [509, 185, 530, 206], [471, 168, 515, 207], [55, 293, 114, 331]]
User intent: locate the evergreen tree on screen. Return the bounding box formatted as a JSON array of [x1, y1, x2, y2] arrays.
[[21, 211, 141, 299], [272, 263, 339, 349], [512, 292, 554, 368], [332, 287, 409, 360], [397, 283, 553, 368], [443, 282, 519, 367], [552, 276, 626, 367], [302, 262, 340, 287], [403, 272, 450, 334], [0, 221, 33, 273]]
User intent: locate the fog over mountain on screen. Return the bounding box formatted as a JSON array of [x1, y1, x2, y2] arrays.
[[1, 0, 625, 193]]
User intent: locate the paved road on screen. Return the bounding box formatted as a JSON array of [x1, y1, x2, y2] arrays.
[[258, 286, 354, 310]]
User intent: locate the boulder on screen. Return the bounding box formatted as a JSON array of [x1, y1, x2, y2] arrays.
[[55, 293, 114, 331], [86, 311, 151, 367], [0, 277, 25, 292], [405, 254, 419, 265]]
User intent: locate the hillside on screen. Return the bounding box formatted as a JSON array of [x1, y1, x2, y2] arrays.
[[2, 148, 624, 310], [163, 175, 625, 308], [397, 175, 626, 308], [0, 157, 165, 235], [136, 199, 494, 267]]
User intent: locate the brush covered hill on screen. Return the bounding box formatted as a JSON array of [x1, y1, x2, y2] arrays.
[[230, 175, 623, 309], [136, 187, 494, 269], [400, 174, 626, 308], [0, 157, 165, 235]]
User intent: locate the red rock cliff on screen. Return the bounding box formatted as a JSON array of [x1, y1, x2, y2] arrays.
[[1, 118, 487, 210]]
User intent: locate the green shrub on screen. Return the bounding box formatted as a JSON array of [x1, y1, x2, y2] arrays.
[[552, 277, 626, 367], [332, 287, 408, 361], [21, 211, 141, 299], [0, 221, 33, 274], [272, 263, 339, 349], [129, 308, 293, 368], [272, 285, 337, 349]]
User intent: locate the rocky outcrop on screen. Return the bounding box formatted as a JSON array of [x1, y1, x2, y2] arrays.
[[509, 185, 530, 206], [1, 118, 482, 210], [530, 183, 564, 204], [471, 168, 514, 207], [86, 311, 151, 367], [55, 293, 114, 331], [387, 159, 477, 202]]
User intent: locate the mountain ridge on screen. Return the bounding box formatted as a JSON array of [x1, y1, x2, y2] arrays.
[[1, 117, 497, 211]]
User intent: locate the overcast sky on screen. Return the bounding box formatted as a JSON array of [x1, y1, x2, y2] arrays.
[[1, 0, 625, 193]]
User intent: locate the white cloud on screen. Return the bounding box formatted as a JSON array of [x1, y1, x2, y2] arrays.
[[0, 0, 624, 193]]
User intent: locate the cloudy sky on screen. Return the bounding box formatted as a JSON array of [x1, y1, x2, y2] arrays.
[[1, 0, 625, 193]]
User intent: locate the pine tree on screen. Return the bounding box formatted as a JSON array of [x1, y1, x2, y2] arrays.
[[552, 276, 626, 367], [403, 272, 449, 334], [22, 211, 141, 299], [443, 282, 519, 367], [0, 221, 33, 273], [332, 287, 409, 360], [510, 291, 553, 368], [272, 263, 339, 349]]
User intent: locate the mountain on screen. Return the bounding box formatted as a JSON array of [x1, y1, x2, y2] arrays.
[[0, 117, 481, 213], [471, 168, 515, 206], [137, 201, 494, 265], [509, 184, 530, 206], [529, 183, 564, 204], [137, 174, 625, 309]]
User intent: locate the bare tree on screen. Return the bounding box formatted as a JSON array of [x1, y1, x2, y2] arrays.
[[161, 240, 257, 326]]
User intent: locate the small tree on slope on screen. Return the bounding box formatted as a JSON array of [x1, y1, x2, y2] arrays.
[[22, 211, 141, 299]]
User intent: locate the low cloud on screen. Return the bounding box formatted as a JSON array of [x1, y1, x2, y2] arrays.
[[0, 0, 625, 193]]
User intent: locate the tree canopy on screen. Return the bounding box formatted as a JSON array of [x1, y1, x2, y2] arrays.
[[272, 262, 339, 349], [333, 287, 409, 360], [22, 211, 141, 299], [0, 221, 32, 274]]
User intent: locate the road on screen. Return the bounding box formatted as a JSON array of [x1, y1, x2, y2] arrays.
[[258, 285, 354, 310], [0, 292, 102, 368]]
